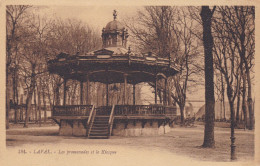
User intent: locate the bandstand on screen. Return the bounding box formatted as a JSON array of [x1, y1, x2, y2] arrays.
[[47, 11, 179, 138]]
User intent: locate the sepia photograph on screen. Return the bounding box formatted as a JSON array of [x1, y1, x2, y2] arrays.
[[1, 1, 258, 166]]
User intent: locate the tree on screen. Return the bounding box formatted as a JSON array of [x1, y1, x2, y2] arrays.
[[126, 6, 177, 58], [212, 6, 248, 160], [219, 6, 255, 130], [6, 5, 31, 128], [128, 7, 202, 124], [213, 71, 225, 119], [48, 18, 102, 56], [46, 18, 102, 107], [6, 6, 105, 126], [17, 12, 52, 127], [169, 8, 201, 124], [200, 6, 216, 148], [126, 6, 176, 105]]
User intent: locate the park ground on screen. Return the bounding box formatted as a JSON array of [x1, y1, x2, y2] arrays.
[[4, 122, 255, 166]]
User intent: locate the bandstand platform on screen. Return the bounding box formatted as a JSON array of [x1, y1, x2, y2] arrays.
[[47, 10, 179, 138]]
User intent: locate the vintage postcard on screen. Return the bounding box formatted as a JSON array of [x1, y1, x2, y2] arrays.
[[0, 0, 259, 166]]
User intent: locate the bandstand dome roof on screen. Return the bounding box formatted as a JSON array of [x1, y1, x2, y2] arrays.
[[105, 20, 124, 31], [47, 10, 179, 85]]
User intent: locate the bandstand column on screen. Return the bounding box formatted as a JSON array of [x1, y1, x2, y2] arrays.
[[80, 81, 83, 105], [63, 78, 67, 106], [164, 78, 167, 105], [133, 84, 136, 105], [106, 82, 109, 106], [155, 75, 158, 104], [168, 79, 172, 105], [86, 75, 90, 105], [123, 74, 127, 105]]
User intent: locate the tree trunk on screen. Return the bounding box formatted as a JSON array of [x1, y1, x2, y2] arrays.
[[37, 80, 42, 127], [34, 85, 37, 123], [245, 68, 253, 130], [24, 90, 33, 128], [6, 71, 11, 129], [46, 80, 53, 108], [180, 105, 185, 125], [15, 71, 19, 122], [201, 6, 215, 148], [20, 94, 24, 122], [241, 41, 253, 130], [242, 71, 247, 129], [24, 65, 36, 128], [236, 88, 241, 125], [13, 70, 18, 124], [42, 86, 47, 124], [221, 73, 225, 120]]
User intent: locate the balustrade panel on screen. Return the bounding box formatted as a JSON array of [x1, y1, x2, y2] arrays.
[[95, 106, 112, 116], [114, 105, 176, 116], [53, 105, 92, 116]]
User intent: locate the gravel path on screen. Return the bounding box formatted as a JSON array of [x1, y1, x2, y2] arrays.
[[5, 124, 255, 165]]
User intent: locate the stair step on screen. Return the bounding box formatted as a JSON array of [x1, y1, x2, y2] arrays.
[[94, 119, 109, 121], [89, 135, 108, 137], [90, 131, 108, 134], [92, 123, 109, 126], [90, 128, 108, 131], [91, 127, 109, 130], [93, 123, 109, 126], [91, 127, 108, 129], [89, 136, 108, 139], [89, 131, 109, 135], [92, 124, 109, 126], [92, 125, 109, 129], [95, 116, 110, 118], [93, 120, 109, 123], [94, 119, 109, 122], [94, 118, 109, 120], [89, 130, 108, 135]]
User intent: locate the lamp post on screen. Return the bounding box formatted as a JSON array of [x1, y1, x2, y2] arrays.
[[230, 106, 236, 160]]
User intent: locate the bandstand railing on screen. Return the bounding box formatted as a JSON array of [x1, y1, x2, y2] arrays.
[[165, 106, 177, 115], [52, 105, 93, 116], [95, 106, 112, 116], [52, 105, 177, 117], [114, 105, 177, 116]]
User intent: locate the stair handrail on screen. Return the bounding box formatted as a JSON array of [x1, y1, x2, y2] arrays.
[[87, 105, 95, 126], [108, 105, 115, 137], [87, 105, 96, 137]]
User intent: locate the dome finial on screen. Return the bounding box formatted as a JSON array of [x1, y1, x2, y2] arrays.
[[113, 10, 117, 20]]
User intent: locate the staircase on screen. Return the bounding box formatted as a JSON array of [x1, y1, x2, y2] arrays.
[[88, 105, 115, 139], [88, 116, 110, 139]]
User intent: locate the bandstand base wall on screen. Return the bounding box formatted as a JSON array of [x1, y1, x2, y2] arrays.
[[112, 120, 171, 137], [57, 119, 172, 137], [59, 120, 87, 136]]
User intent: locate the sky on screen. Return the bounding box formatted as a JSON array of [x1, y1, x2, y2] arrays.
[[34, 6, 140, 30]]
